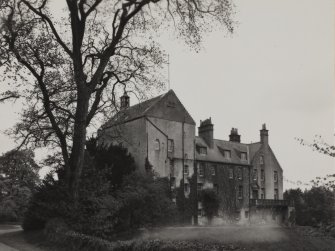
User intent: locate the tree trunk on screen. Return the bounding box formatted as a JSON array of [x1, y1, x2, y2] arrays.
[[68, 85, 90, 201]]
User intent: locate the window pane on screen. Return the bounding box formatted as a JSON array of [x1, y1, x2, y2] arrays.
[[274, 171, 278, 182], [184, 165, 189, 175], [168, 139, 174, 152], [253, 169, 258, 181], [212, 165, 216, 176], [229, 168, 234, 179], [238, 185, 243, 199], [154, 139, 160, 150]]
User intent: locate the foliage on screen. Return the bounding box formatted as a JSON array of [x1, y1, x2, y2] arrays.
[[200, 188, 220, 224], [175, 175, 196, 224], [113, 171, 178, 233], [0, 0, 235, 199], [296, 135, 335, 158], [284, 186, 335, 226], [0, 149, 40, 222], [22, 173, 71, 230], [310, 174, 335, 190], [44, 223, 242, 251], [23, 141, 177, 237]]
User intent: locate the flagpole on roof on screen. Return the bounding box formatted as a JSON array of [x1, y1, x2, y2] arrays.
[[167, 54, 170, 90]]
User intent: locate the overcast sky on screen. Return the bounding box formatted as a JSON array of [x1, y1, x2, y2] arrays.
[[0, 0, 334, 190]]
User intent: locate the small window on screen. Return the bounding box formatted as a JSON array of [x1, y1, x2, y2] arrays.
[[238, 185, 243, 199], [184, 165, 189, 176], [274, 171, 278, 183], [199, 147, 207, 155], [229, 168, 234, 179], [261, 188, 265, 199], [261, 169, 265, 181], [260, 156, 264, 165], [198, 163, 205, 177], [211, 165, 216, 176], [154, 139, 160, 151], [224, 150, 231, 159], [167, 100, 176, 108], [253, 169, 258, 181], [198, 209, 202, 217], [241, 152, 247, 161], [168, 139, 174, 152], [238, 168, 243, 180], [274, 189, 279, 200], [184, 183, 189, 193], [197, 183, 203, 192]]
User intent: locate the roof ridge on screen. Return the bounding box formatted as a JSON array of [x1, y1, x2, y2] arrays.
[[247, 142, 261, 145], [214, 138, 248, 145], [142, 91, 169, 114]]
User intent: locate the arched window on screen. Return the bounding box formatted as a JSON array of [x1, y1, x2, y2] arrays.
[[154, 139, 160, 151]]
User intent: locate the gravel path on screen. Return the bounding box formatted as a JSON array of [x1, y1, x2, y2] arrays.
[[0, 225, 46, 251]]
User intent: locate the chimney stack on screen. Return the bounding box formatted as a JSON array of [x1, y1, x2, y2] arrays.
[[120, 91, 130, 110], [198, 118, 214, 148], [260, 123, 269, 144], [229, 128, 241, 143]]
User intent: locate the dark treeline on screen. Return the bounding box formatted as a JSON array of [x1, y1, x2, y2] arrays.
[[284, 185, 335, 227]]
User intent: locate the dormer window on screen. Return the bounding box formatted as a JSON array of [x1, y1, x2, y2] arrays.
[[224, 150, 231, 159], [199, 147, 207, 155], [241, 152, 247, 161]]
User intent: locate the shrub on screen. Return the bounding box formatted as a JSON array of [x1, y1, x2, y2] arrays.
[[22, 173, 71, 231], [23, 140, 178, 238], [0, 149, 40, 222], [44, 227, 241, 251], [200, 188, 220, 224]]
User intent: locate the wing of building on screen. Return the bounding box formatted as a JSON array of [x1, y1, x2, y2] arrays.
[[99, 90, 293, 225]]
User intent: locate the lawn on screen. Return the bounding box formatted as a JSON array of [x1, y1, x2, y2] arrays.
[[0, 224, 334, 251], [139, 225, 335, 251]]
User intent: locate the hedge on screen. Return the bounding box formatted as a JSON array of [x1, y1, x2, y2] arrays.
[[43, 219, 242, 251]]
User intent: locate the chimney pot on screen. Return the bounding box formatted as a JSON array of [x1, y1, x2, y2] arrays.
[[229, 127, 241, 143], [260, 123, 269, 144], [198, 118, 214, 148]]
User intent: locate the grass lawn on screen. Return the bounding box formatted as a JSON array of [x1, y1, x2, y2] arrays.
[[139, 225, 335, 251], [0, 224, 334, 251]]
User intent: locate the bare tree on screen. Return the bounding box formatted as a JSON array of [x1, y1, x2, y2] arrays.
[[0, 0, 234, 200]]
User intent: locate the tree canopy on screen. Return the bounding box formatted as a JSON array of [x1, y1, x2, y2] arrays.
[[0, 0, 234, 198], [0, 149, 40, 221]]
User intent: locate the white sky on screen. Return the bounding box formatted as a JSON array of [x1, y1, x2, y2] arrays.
[[0, 0, 334, 190]]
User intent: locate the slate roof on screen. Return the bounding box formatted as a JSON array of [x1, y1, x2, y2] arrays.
[[101, 92, 166, 129], [248, 142, 262, 162], [195, 137, 251, 165], [102, 89, 196, 129]]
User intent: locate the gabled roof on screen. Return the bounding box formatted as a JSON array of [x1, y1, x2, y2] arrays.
[[248, 142, 262, 162], [195, 137, 250, 165], [102, 89, 195, 129]]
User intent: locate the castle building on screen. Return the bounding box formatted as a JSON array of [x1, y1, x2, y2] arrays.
[[99, 90, 291, 224]]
